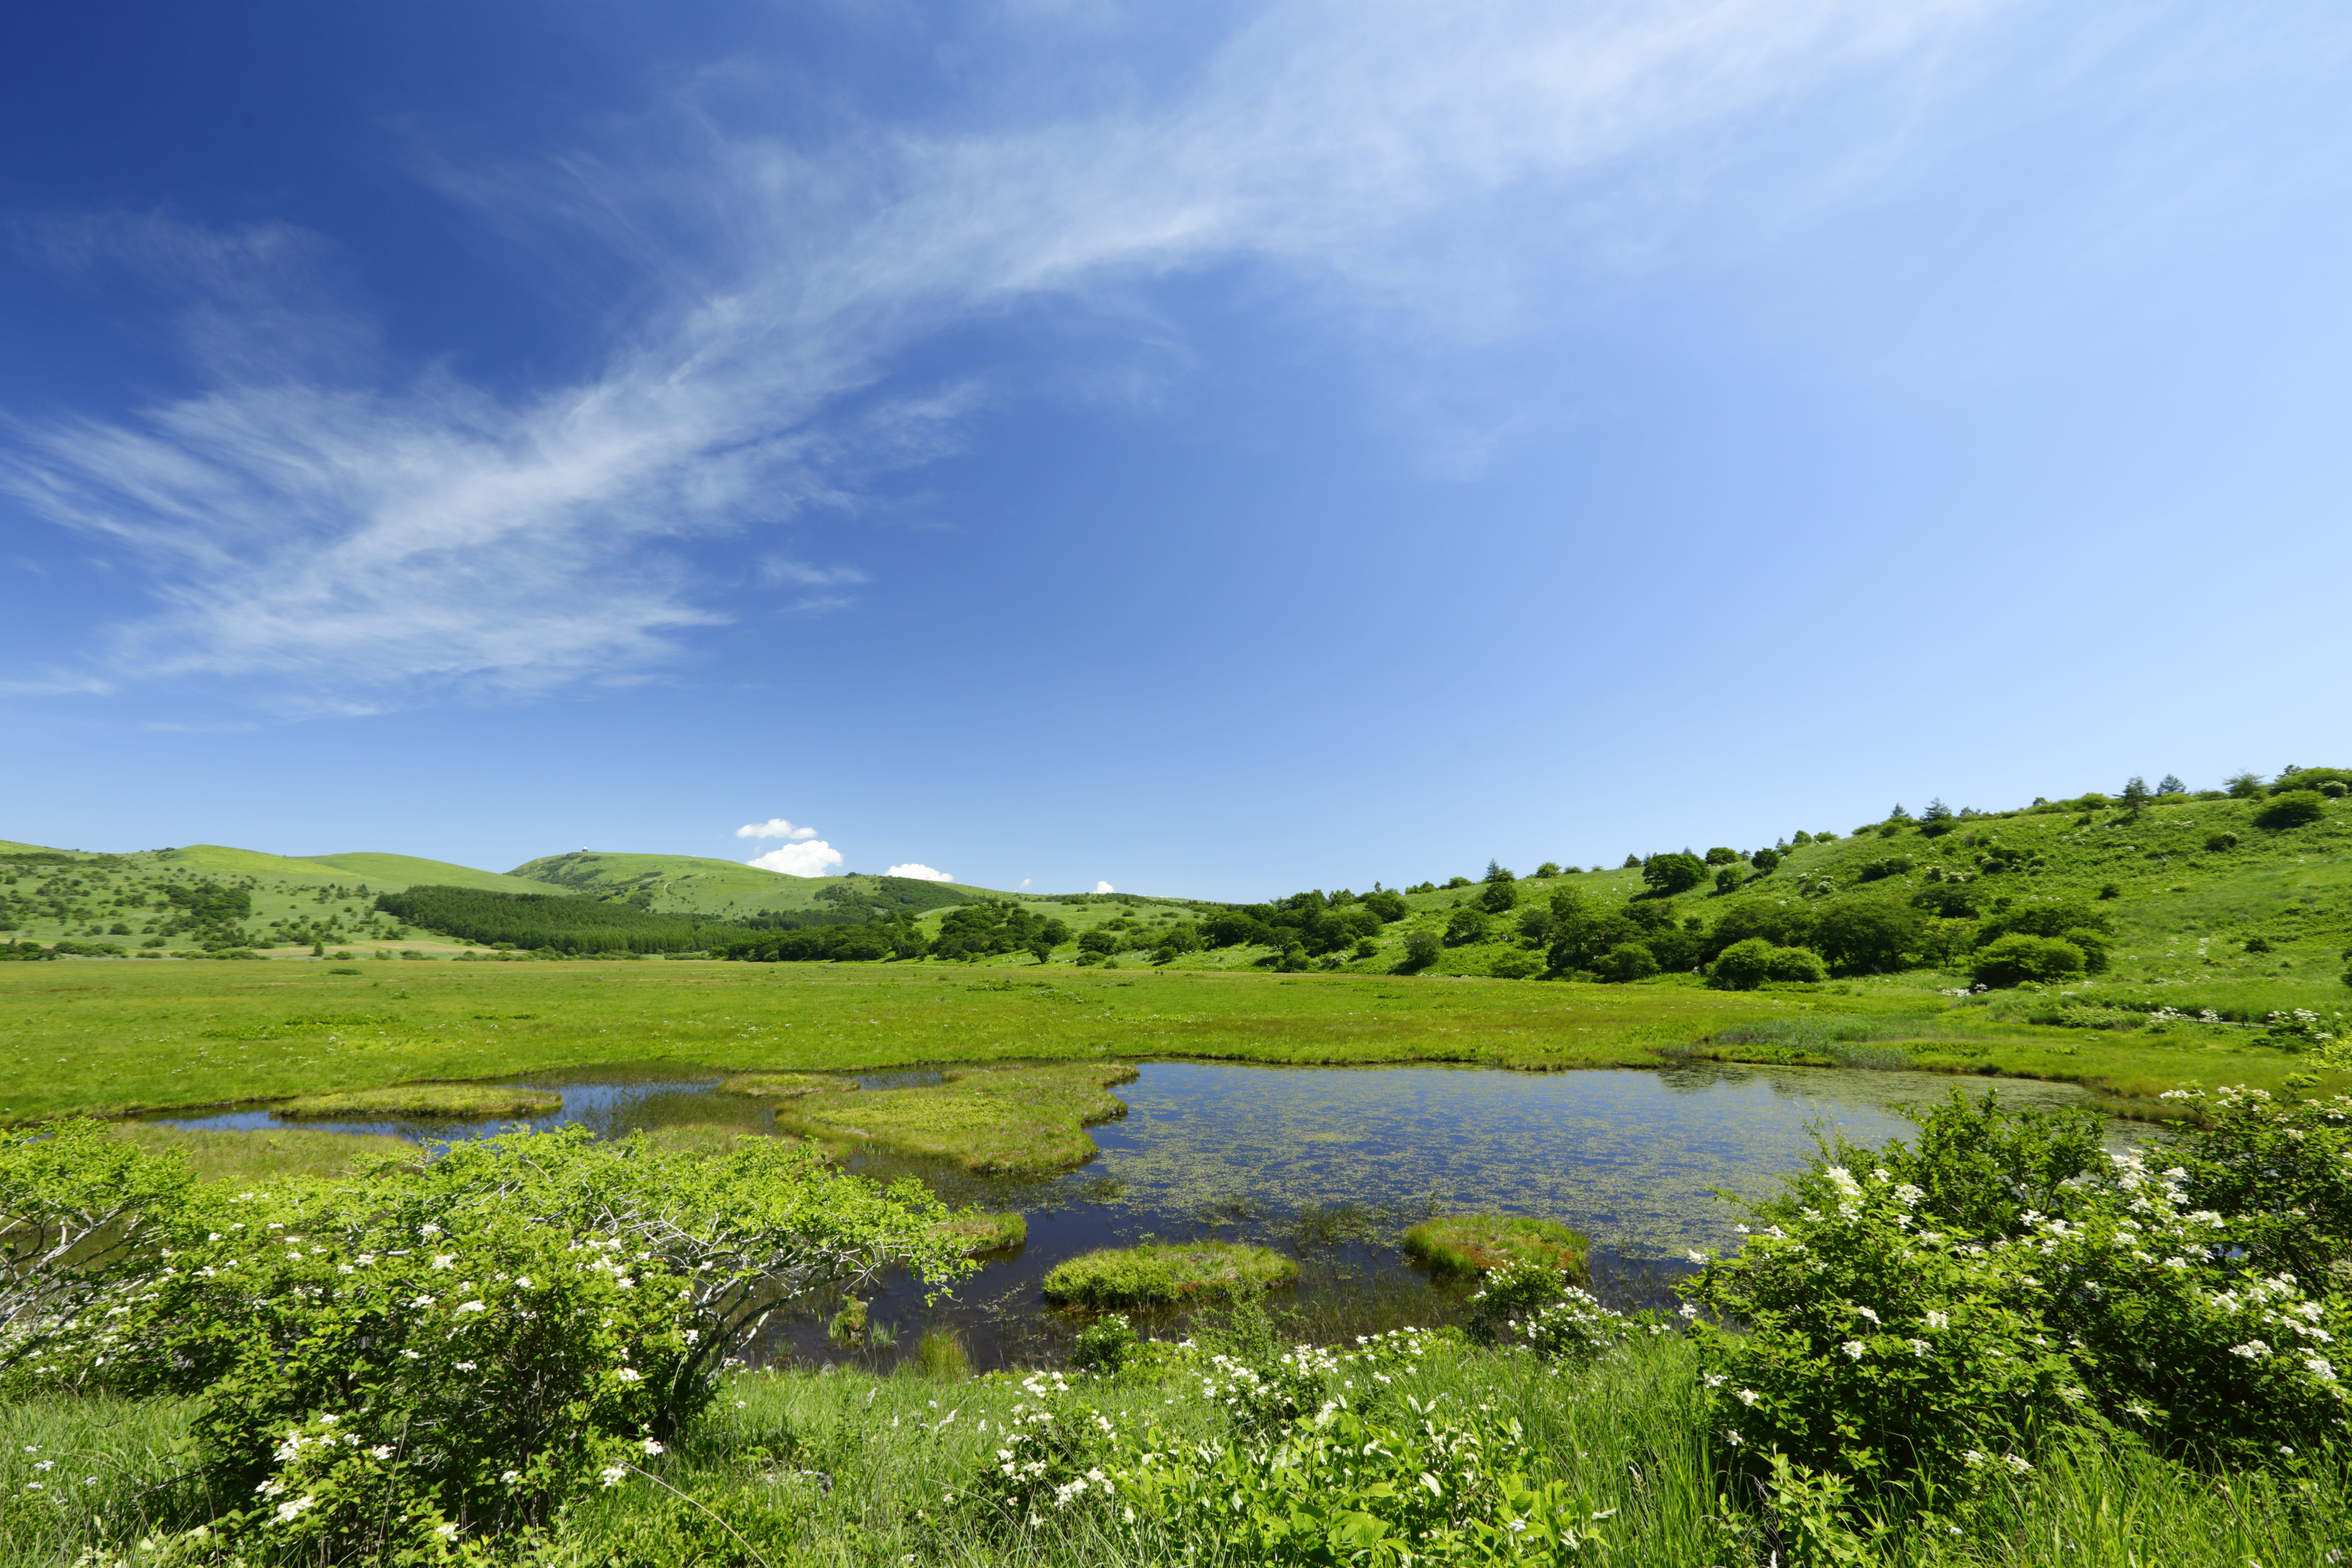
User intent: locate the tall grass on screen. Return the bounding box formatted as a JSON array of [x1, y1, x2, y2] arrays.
[[7, 1336, 2347, 1565]]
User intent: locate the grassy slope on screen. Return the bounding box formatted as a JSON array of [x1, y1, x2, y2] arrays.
[[0, 842, 562, 955]]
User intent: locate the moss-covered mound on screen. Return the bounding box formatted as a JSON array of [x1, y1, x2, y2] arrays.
[[271, 1084, 562, 1120], [1041, 1241, 1298, 1308], [718, 1072, 844, 1100], [1402, 1214, 1589, 1281], [774, 1062, 1135, 1173]]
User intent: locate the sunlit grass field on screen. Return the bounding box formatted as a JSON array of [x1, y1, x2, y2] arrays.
[[1, 954, 2339, 1125]]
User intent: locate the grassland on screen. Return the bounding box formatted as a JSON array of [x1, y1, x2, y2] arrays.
[[1, 956, 2342, 1126]]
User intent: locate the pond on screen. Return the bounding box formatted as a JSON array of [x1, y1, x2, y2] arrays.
[[148, 1059, 2142, 1370]]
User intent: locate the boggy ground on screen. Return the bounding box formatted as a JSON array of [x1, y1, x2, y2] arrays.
[[2, 958, 2340, 1127]]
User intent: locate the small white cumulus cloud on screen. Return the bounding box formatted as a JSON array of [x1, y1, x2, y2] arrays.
[[747, 841, 844, 877], [1020, 878, 1030, 887], [1093, 880, 1114, 894], [885, 862, 953, 882], [735, 818, 817, 840]]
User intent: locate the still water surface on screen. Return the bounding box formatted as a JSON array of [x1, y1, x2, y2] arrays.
[[152, 1060, 2137, 1367]]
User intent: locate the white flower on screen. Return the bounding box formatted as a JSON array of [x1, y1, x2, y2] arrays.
[[431, 1254, 455, 1270], [1855, 1306, 1879, 1324], [419, 1224, 442, 1238], [1686, 1250, 1708, 1265], [600, 1465, 627, 1487], [454, 1361, 476, 1372], [642, 1438, 665, 1456], [2004, 1454, 2033, 1475], [435, 1523, 459, 1540], [1677, 1303, 1698, 1319], [274, 1494, 318, 1524], [1925, 1310, 1948, 1329], [1702, 1373, 1726, 1388], [368, 1446, 394, 1460], [616, 1367, 643, 1383], [1841, 1341, 1867, 1360], [2231, 1341, 2274, 1360], [501, 1470, 521, 1485], [1736, 1388, 1759, 1406], [454, 1300, 486, 1315]]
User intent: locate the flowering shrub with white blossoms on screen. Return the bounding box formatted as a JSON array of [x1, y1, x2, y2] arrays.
[[1686, 1088, 2352, 1503], [1114, 1395, 1605, 1566], [1466, 1259, 1628, 1365], [14, 1126, 973, 1560]]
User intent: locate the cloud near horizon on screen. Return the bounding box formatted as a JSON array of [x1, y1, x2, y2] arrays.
[[0, 0, 2010, 711], [884, 862, 952, 882], [746, 840, 843, 877], [735, 818, 817, 840], [1093, 880, 1114, 894]]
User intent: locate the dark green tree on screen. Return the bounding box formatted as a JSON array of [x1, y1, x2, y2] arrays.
[[1714, 866, 1743, 896], [2157, 775, 2186, 796], [1641, 853, 1707, 896], [1704, 847, 1740, 866], [1813, 898, 1924, 972], [2120, 776, 2152, 818]]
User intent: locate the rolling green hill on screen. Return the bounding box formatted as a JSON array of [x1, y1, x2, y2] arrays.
[[506, 850, 989, 917]]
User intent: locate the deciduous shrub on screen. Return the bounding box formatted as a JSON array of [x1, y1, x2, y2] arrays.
[[19, 1127, 970, 1558], [2256, 790, 2327, 830], [1708, 938, 1776, 990], [1812, 898, 1923, 972], [1642, 853, 1708, 896], [1688, 1089, 2352, 1507], [1765, 945, 1827, 983], [1970, 933, 2086, 987], [1401, 928, 1442, 967], [2206, 830, 2241, 851], [1597, 942, 1658, 982], [1443, 907, 1491, 947]]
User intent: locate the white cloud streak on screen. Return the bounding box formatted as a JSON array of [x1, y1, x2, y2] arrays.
[[1, 1, 2008, 708], [746, 840, 844, 876], [884, 862, 953, 882], [735, 818, 817, 840], [1093, 880, 1115, 894]]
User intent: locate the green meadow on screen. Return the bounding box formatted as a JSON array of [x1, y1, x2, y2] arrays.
[[4, 955, 2341, 1125]]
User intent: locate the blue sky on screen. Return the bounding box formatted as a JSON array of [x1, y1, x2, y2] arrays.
[[3, 1, 2348, 899]]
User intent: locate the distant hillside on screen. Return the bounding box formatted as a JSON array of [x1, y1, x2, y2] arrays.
[[506, 850, 991, 919], [288, 852, 550, 896]]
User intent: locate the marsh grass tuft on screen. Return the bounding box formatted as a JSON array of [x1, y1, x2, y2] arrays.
[[269, 1081, 561, 1119], [913, 1326, 971, 1379], [1042, 1241, 1299, 1308], [776, 1061, 1138, 1173], [930, 1208, 1027, 1255], [1402, 1212, 1589, 1280], [104, 1121, 420, 1182], [719, 1071, 844, 1099]]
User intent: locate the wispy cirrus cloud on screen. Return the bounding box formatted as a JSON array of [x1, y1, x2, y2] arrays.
[[0, 0, 2015, 712]]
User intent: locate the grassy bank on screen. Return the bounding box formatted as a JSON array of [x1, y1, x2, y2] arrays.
[[5, 1334, 2343, 1567], [4, 959, 2339, 1125]]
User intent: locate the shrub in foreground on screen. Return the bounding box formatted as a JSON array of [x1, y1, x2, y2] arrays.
[[12, 1126, 971, 1559], [1685, 1089, 2352, 1510], [2256, 790, 2328, 830]]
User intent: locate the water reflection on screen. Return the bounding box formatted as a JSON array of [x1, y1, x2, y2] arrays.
[[145, 1059, 2151, 1371]]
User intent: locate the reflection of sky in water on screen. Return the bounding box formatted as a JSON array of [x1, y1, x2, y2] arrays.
[[142, 1059, 2157, 1367], [1075, 1062, 2136, 1257], [149, 1058, 2143, 1262]]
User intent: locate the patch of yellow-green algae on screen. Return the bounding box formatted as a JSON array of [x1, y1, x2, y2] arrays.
[[271, 1083, 561, 1119], [931, 1210, 1027, 1255], [1402, 1214, 1589, 1281], [1041, 1241, 1297, 1308], [774, 1063, 1137, 1174]]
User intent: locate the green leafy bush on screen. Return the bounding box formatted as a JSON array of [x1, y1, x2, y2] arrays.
[[1401, 928, 1442, 967], [1812, 898, 1923, 972], [1067, 1312, 1140, 1376], [23, 1127, 969, 1558], [2206, 831, 2240, 851], [1596, 943, 1659, 982], [1443, 907, 1491, 947], [2255, 791, 2326, 830], [1765, 945, 1827, 983], [1642, 853, 1708, 896], [1971, 933, 2086, 987], [1689, 1089, 2352, 1507], [1708, 938, 1776, 989], [1488, 951, 1543, 979]]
